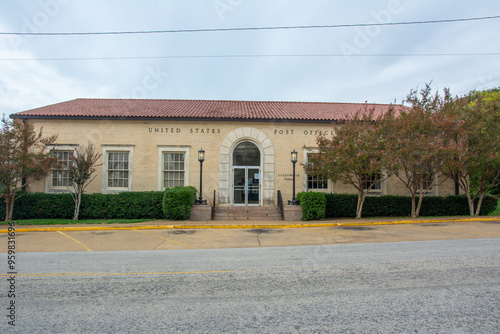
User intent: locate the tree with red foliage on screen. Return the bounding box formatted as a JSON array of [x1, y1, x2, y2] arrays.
[[313, 105, 391, 219], [68, 143, 102, 220], [0, 117, 57, 221], [382, 84, 450, 218]]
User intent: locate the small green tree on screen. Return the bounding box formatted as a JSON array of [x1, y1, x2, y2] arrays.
[[68, 143, 102, 220], [313, 105, 390, 219], [0, 117, 57, 221], [442, 89, 500, 215]]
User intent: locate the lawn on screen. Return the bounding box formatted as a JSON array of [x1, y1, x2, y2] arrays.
[[0, 219, 156, 226]]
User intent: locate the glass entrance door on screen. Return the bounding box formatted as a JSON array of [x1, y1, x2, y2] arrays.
[[232, 141, 261, 205], [233, 167, 260, 205]]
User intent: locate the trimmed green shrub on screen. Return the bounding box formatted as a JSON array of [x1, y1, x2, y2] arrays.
[[297, 192, 326, 221], [324, 194, 498, 218], [80, 191, 164, 219], [325, 194, 358, 218], [162, 186, 197, 220], [0, 191, 165, 221], [0, 191, 496, 221], [6, 193, 74, 220]]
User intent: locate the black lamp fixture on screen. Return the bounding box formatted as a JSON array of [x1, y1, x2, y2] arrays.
[[195, 148, 207, 205], [288, 149, 298, 205]]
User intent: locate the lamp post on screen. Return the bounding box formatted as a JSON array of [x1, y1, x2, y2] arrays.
[[288, 149, 298, 205], [196, 148, 207, 205]]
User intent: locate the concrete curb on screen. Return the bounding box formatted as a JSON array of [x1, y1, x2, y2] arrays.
[[1, 217, 498, 233]]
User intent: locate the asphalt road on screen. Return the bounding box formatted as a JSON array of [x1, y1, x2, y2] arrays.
[[1, 238, 499, 333], [1, 220, 499, 252]]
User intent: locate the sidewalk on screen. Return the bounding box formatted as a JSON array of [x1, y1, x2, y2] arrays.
[[2, 216, 498, 233]]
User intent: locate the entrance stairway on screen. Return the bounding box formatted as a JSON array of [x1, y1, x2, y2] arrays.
[[213, 206, 283, 221]]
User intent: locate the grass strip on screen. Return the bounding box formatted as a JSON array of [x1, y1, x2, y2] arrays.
[[0, 219, 155, 225]]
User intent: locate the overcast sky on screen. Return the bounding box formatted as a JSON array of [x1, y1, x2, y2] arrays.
[[0, 0, 499, 116]]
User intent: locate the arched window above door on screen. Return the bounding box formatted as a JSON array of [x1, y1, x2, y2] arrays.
[[233, 141, 260, 166]]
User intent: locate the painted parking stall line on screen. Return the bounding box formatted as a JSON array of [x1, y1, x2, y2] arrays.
[[56, 231, 93, 251], [0, 270, 233, 278]]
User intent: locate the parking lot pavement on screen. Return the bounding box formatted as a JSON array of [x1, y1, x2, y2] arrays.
[[1, 219, 498, 253]]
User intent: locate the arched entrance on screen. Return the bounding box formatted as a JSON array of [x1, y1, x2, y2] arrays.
[[232, 141, 261, 205], [218, 127, 275, 206]]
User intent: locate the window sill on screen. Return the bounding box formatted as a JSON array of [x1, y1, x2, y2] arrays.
[[104, 188, 130, 193]]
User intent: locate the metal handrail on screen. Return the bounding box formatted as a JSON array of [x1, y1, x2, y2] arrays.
[[277, 190, 284, 220], [211, 190, 216, 220]]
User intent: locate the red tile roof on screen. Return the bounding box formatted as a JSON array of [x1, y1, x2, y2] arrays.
[[11, 98, 397, 122]]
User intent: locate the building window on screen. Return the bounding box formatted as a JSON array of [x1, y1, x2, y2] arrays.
[[163, 152, 185, 188], [46, 145, 78, 193], [107, 152, 129, 188], [418, 171, 434, 191], [102, 146, 134, 193], [306, 153, 329, 190], [421, 173, 433, 190], [414, 163, 436, 194], [52, 151, 73, 188], [158, 146, 190, 190], [364, 173, 381, 191]]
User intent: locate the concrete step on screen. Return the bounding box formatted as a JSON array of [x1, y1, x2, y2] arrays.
[[213, 206, 283, 221]]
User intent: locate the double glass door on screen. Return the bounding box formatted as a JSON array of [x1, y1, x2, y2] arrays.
[[233, 167, 260, 205]]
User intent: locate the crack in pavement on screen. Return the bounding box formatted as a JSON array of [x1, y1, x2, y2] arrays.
[[153, 238, 167, 250], [133, 230, 199, 249]]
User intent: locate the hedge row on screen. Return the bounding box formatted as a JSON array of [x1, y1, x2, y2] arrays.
[[326, 194, 498, 218], [297, 193, 498, 220], [0, 192, 165, 221], [1, 191, 497, 221]]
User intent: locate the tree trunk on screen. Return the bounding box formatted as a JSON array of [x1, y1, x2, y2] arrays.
[[465, 192, 475, 216], [356, 189, 366, 219], [72, 186, 82, 221], [410, 192, 417, 218], [415, 193, 425, 218], [5, 196, 15, 221], [459, 175, 475, 216], [474, 192, 485, 216]]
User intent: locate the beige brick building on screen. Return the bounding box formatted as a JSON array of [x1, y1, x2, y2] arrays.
[[11, 99, 456, 207]]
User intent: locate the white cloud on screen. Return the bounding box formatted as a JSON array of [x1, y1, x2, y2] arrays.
[[0, 0, 499, 115]]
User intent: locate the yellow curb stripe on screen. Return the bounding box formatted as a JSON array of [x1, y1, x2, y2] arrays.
[[56, 231, 93, 251], [0, 217, 497, 233], [0, 225, 177, 233], [0, 270, 233, 278], [133, 230, 199, 249]]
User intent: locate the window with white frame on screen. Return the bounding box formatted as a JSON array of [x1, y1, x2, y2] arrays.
[[52, 151, 73, 188], [413, 163, 435, 193], [46, 145, 78, 192], [163, 152, 185, 188], [418, 171, 434, 191], [158, 146, 190, 190], [364, 172, 381, 191], [304, 151, 329, 191], [102, 146, 133, 192], [107, 152, 129, 188]]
